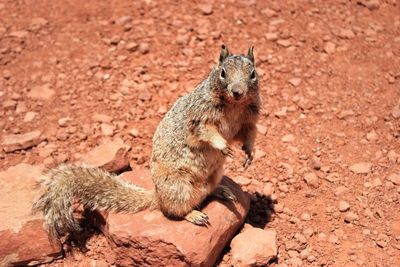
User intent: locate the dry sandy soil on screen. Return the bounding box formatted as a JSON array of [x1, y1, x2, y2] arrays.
[[1, 0, 399, 266]]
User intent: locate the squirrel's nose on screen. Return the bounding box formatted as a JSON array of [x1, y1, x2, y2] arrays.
[[231, 85, 243, 99], [233, 91, 242, 99]]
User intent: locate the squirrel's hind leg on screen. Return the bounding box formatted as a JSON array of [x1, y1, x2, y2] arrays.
[[211, 185, 237, 202], [208, 167, 237, 201], [153, 168, 209, 225]]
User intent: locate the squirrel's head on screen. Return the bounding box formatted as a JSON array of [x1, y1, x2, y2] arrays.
[[211, 44, 259, 104]]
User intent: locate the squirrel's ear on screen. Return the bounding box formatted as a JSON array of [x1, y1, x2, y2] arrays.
[[248, 46, 255, 63], [219, 44, 230, 65]]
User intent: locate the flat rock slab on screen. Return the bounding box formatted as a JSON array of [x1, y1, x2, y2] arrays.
[[27, 84, 55, 100], [97, 170, 250, 267], [349, 162, 372, 174], [1, 130, 43, 153], [80, 138, 130, 173], [0, 164, 62, 266]]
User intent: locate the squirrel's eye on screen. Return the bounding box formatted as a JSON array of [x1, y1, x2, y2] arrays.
[[220, 68, 226, 80], [250, 70, 257, 80]]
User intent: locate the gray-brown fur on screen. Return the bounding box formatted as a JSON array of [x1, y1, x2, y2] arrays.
[[33, 45, 260, 238]]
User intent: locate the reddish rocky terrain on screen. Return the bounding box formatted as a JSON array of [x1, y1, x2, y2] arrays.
[[1, 0, 400, 266]]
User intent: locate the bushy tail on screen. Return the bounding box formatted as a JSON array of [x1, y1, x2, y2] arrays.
[[32, 164, 157, 239]]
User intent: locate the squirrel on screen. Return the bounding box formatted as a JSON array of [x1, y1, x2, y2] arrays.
[[33, 44, 261, 239]]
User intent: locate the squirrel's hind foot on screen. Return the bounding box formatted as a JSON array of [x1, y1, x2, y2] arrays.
[[212, 185, 237, 202], [184, 210, 209, 226]]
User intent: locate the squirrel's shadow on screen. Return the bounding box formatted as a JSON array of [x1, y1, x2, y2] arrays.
[[245, 192, 275, 228]]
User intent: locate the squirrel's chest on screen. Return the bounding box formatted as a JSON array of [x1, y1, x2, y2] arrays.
[[218, 108, 244, 140]]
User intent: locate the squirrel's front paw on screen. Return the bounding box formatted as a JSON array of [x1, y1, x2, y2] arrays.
[[221, 145, 234, 158], [242, 145, 254, 170], [184, 210, 209, 226]]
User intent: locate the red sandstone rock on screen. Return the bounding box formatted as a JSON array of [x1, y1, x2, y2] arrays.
[[96, 169, 250, 267], [80, 138, 130, 173], [230, 226, 277, 267], [0, 164, 62, 266], [1, 130, 43, 152]]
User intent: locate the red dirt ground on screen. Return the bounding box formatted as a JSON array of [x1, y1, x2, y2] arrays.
[[1, 0, 399, 266]]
